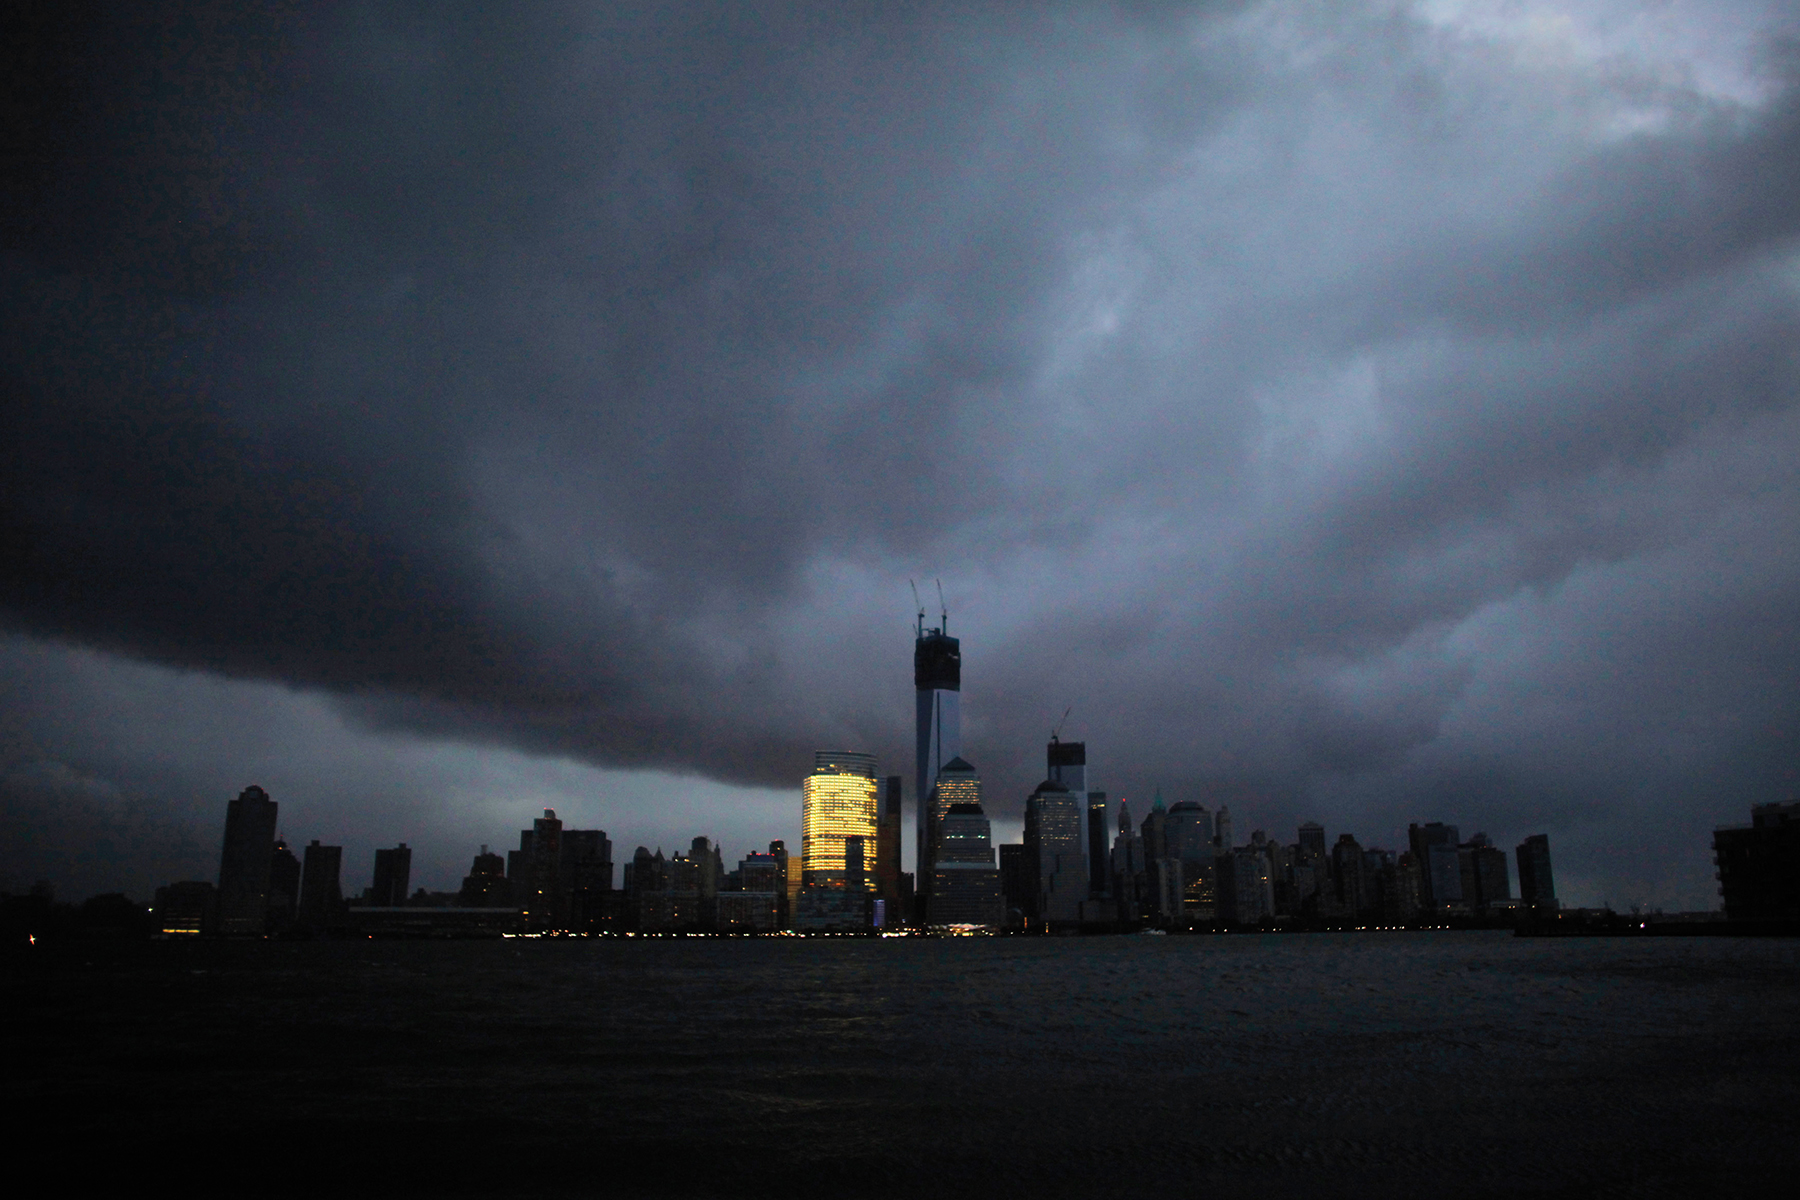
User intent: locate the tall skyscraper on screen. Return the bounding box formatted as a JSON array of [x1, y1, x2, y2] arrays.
[[914, 609, 961, 903], [298, 839, 343, 927], [930, 801, 1004, 927], [370, 843, 412, 906], [510, 809, 565, 930], [1166, 802, 1215, 919], [1086, 791, 1110, 898], [1047, 737, 1086, 794], [1047, 737, 1101, 897], [218, 785, 278, 935], [268, 837, 301, 931], [803, 751, 879, 886], [877, 776, 904, 920], [1516, 834, 1557, 911], [1025, 778, 1085, 925], [1409, 822, 1461, 910], [925, 757, 980, 857]]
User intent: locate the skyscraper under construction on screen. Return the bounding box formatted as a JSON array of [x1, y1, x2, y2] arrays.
[[914, 602, 961, 915]]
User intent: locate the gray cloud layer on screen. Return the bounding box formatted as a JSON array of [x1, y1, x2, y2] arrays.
[[3, 2, 1797, 906]]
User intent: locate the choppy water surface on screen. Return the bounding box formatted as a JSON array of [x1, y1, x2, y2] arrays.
[[14, 933, 1799, 1197]]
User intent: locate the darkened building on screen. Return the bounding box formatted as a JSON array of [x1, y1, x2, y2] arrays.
[[153, 881, 215, 936], [508, 810, 610, 931], [1086, 790, 1110, 898], [1391, 852, 1423, 921], [1409, 822, 1462, 910], [769, 840, 792, 929], [999, 842, 1030, 927], [1713, 802, 1800, 922], [460, 845, 511, 905], [718, 850, 781, 932], [1458, 834, 1511, 912], [1217, 846, 1272, 925], [268, 838, 301, 931], [877, 776, 904, 925], [914, 606, 962, 917], [1516, 834, 1557, 911], [1166, 802, 1215, 921], [299, 840, 343, 928], [564, 829, 615, 931], [929, 802, 1004, 928], [369, 844, 412, 907], [1333, 833, 1368, 916], [509, 809, 564, 930], [217, 786, 278, 935]]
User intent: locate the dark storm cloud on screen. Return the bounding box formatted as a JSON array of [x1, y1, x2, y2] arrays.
[[3, 1, 1798, 906]]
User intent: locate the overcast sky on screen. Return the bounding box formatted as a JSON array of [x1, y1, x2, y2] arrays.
[[4, 1, 1797, 909]]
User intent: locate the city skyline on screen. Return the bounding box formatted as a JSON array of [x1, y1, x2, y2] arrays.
[[5, 3, 1800, 912]]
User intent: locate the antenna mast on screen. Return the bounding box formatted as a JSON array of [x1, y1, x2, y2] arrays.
[[936, 579, 947, 633]]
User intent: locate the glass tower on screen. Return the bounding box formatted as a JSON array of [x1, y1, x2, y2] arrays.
[[803, 751, 879, 885]]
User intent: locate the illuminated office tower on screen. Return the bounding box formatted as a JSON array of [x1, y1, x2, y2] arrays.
[[802, 752, 879, 886], [914, 609, 961, 906], [928, 759, 986, 921], [929, 758, 981, 827], [217, 785, 278, 935]]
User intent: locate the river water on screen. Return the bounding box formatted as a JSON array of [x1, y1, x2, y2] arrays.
[[13, 931, 1798, 1197]]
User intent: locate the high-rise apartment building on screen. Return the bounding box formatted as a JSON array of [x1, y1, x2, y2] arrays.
[[803, 752, 879, 887], [1516, 834, 1557, 911], [217, 785, 279, 935], [914, 612, 961, 906]]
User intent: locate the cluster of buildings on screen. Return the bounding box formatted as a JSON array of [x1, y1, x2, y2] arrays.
[[152, 606, 1574, 938]]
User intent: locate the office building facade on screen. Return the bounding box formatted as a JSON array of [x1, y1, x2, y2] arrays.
[[803, 752, 879, 888]]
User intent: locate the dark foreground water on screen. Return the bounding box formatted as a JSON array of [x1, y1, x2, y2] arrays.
[[11, 932, 1799, 1197]]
